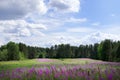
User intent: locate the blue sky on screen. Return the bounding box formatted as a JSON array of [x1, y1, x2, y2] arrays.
[[80, 0, 120, 24], [0, 0, 120, 47]]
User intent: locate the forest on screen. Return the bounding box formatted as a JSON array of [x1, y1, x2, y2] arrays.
[[0, 39, 120, 62]]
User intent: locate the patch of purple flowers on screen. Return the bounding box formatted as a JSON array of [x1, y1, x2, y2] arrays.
[[0, 62, 120, 80], [37, 58, 55, 62]]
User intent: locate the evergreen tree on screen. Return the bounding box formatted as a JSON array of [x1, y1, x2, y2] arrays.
[[27, 46, 37, 59], [7, 42, 20, 60], [98, 40, 112, 61], [116, 43, 120, 61], [19, 43, 28, 58], [93, 43, 99, 59]]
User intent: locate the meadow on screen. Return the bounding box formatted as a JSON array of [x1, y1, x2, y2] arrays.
[[0, 58, 120, 80]]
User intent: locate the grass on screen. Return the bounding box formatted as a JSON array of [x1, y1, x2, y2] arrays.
[[0, 59, 61, 71], [0, 59, 38, 71], [0, 58, 119, 71]]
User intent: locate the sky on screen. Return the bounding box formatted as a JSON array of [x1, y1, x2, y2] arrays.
[[0, 0, 120, 47]]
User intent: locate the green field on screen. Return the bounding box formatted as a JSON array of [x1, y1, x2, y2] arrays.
[[0, 58, 101, 71]]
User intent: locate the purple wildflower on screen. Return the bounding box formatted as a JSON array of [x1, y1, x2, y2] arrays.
[[38, 69, 43, 76], [108, 73, 113, 80]]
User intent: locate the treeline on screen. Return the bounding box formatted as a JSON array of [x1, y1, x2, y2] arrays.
[[46, 39, 120, 61], [0, 42, 46, 61], [0, 39, 120, 62]]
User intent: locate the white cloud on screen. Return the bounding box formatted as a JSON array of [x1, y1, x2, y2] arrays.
[[0, 0, 82, 47], [25, 35, 80, 47], [18, 28, 31, 37], [96, 24, 120, 34], [23, 31, 120, 47], [0, 20, 47, 37], [36, 0, 48, 14], [81, 31, 120, 45], [49, 0, 80, 13], [0, 0, 81, 20], [0, 34, 7, 46], [0, 0, 47, 20], [1, 27, 120, 47]]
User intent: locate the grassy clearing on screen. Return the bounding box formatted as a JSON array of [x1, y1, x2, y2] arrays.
[[0, 59, 38, 71], [61, 58, 99, 64], [0, 58, 119, 72], [0, 59, 60, 71]]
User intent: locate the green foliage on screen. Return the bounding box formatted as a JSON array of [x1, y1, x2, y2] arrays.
[[19, 52, 26, 60], [0, 49, 8, 61], [92, 43, 99, 59], [27, 46, 38, 59], [7, 42, 20, 60], [98, 42, 103, 60], [56, 44, 73, 58], [98, 40, 113, 61], [39, 51, 46, 58], [19, 43, 28, 58], [115, 43, 120, 61]]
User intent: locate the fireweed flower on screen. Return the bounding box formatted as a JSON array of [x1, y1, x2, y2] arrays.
[[45, 68, 51, 75], [54, 73, 60, 78], [29, 67, 35, 74], [99, 77, 104, 80], [50, 65, 57, 72], [38, 69, 43, 76], [108, 73, 113, 80]]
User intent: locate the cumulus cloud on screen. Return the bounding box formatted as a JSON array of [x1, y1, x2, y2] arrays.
[[24, 31, 120, 47], [81, 31, 120, 45], [0, 0, 82, 47], [22, 35, 81, 47], [0, 20, 47, 37], [49, 0, 80, 13], [0, 0, 47, 20], [0, 0, 81, 20]]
